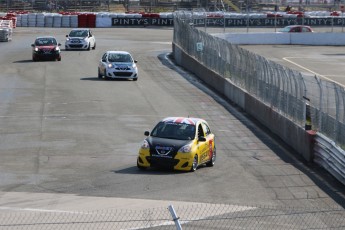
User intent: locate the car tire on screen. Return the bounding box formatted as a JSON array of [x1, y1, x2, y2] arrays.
[[87, 43, 91, 51], [137, 159, 147, 170], [133, 78, 138, 81], [92, 43, 96, 50], [190, 155, 198, 172], [206, 148, 216, 167], [58, 57, 61, 61], [98, 69, 103, 79]]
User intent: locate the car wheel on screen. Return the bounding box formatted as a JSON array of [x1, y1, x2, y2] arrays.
[[92, 42, 96, 50], [133, 78, 138, 81], [87, 43, 91, 51], [190, 155, 198, 172], [206, 148, 216, 167], [98, 68, 102, 79], [58, 57, 61, 61], [137, 159, 147, 170]]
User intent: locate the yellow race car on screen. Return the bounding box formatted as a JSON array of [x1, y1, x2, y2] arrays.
[[137, 117, 216, 172]]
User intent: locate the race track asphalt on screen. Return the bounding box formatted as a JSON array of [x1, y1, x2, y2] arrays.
[[0, 27, 345, 221]]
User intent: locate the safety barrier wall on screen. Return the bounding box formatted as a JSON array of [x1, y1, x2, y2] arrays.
[[0, 12, 174, 28], [315, 133, 345, 185], [173, 11, 345, 185], [214, 32, 345, 45], [3, 11, 345, 28]]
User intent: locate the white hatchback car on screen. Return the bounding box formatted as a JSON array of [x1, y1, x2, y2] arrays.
[[98, 51, 138, 81], [65, 28, 96, 50]]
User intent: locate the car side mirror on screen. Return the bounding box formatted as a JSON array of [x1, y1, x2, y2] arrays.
[[144, 131, 150, 136], [134, 60, 138, 63], [198, 136, 206, 142], [31, 44, 34, 47], [58, 43, 61, 46], [102, 58, 106, 62], [66, 35, 68, 37]]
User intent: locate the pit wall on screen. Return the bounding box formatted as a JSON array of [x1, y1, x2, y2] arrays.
[[173, 43, 314, 162], [213, 32, 345, 45]]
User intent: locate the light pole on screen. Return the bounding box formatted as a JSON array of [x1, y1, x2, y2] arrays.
[[239, 0, 243, 13], [246, 0, 249, 32]]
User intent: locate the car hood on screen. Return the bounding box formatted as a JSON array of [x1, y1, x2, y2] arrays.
[[35, 45, 56, 49], [147, 136, 191, 150], [111, 62, 132, 66], [68, 36, 87, 39]]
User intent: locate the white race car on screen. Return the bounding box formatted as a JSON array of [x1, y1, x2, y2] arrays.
[[98, 51, 138, 81], [65, 28, 96, 50]]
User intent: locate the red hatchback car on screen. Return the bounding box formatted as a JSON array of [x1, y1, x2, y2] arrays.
[[279, 25, 313, 33], [31, 36, 61, 62]]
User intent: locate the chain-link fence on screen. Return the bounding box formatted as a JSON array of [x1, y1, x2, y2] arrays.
[[173, 10, 345, 148], [1, 204, 345, 229]]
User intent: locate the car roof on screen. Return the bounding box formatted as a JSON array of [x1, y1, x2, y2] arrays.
[[71, 28, 90, 31], [286, 25, 310, 28], [36, 36, 56, 39], [162, 117, 206, 126]]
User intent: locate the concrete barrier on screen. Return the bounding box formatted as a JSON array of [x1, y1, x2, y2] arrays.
[[213, 32, 345, 45]]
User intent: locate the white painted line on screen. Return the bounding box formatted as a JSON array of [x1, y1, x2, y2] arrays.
[[283, 57, 321, 76], [0, 206, 85, 214], [283, 57, 345, 87]]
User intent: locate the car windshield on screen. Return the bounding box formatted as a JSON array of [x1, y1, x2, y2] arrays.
[[150, 122, 196, 140], [35, 38, 57, 46], [108, 53, 132, 63], [69, 30, 88, 37], [279, 27, 292, 32]]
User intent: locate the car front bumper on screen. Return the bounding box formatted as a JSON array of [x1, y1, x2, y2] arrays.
[[65, 41, 89, 50], [33, 52, 61, 60], [138, 149, 193, 171], [105, 69, 138, 79]]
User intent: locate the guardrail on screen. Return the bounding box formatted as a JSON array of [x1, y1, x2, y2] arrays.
[[315, 133, 345, 186]]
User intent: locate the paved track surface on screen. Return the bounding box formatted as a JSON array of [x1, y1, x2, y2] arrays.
[[240, 44, 345, 86], [0, 27, 345, 216]]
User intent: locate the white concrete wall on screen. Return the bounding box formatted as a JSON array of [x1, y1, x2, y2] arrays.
[[213, 32, 345, 45]]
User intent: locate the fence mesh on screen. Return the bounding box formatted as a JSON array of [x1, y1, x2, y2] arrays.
[[173, 10, 345, 148], [1, 204, 345, 229]]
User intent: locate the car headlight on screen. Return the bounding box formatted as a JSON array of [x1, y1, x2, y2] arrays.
[[141, 140, 150, 149], [34, 47, 38, 52], [178, 144, 192, 153], [66, 38, 70, 41], [108, 63, 114, 68], [55, 47, 60, 51]]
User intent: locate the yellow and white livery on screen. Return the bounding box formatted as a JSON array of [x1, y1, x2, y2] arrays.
[[137, 117, 216, 172]]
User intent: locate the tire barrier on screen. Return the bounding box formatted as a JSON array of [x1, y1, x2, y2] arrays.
[[1, 10, 345, 28], [0, 19, 13, 41], [0, 12, 16, 28]]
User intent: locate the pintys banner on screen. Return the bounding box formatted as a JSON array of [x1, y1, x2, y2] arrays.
[[112, 18, 174, 26]]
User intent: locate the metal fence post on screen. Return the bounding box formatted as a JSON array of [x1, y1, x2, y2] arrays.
[[168, 205, 182, 230]]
